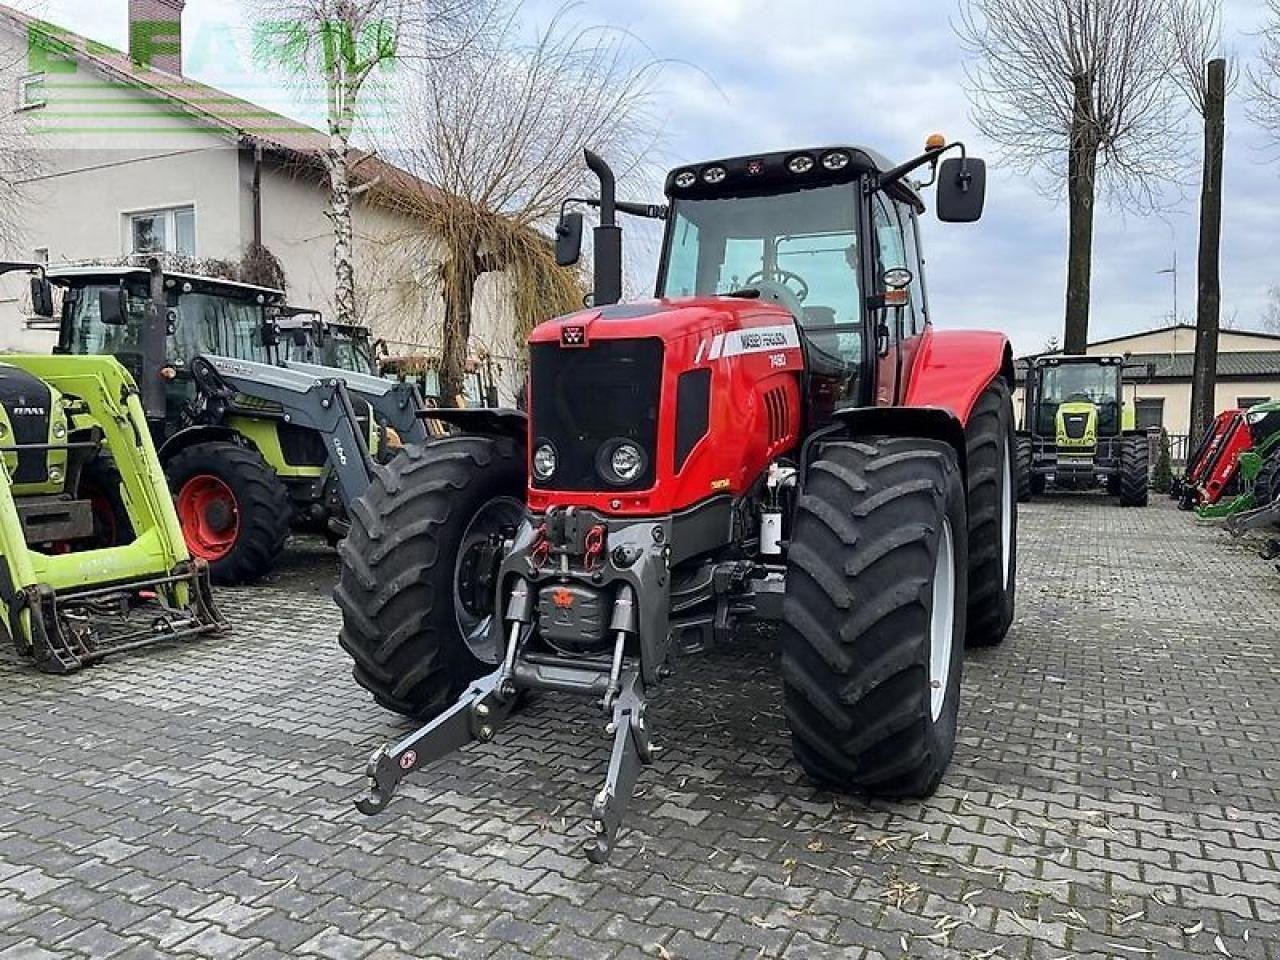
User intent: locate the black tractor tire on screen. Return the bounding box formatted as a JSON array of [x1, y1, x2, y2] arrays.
[[781, 437, 969, 798], [1119, 436, 1150, 507], [1015, 437, 1033, 503], [334, 436, 526, 719], [166, 442, 291, 585], [964, 381, 1017, 648], [1253, 451, 1280, 507], [79, 456, 135, 548]]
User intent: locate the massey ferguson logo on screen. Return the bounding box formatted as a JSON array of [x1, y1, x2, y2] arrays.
[[560, 324, 588, 348]]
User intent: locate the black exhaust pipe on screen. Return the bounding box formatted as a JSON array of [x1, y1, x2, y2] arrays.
[[585, 149, 622, 307], [142, 258, 169, 430]]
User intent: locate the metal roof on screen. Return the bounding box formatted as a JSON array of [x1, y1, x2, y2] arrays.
[[1015, 351, 1280, 383]]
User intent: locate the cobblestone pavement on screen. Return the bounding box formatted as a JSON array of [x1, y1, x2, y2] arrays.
[[0, 497, 1277, 959]]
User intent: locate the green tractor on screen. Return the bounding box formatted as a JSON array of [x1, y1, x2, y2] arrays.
[[0, 261, 223, 671], [43, 262, 428, 584], [1016, 355, 1151, 506]]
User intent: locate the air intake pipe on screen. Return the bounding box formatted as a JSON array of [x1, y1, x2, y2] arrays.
[[585, 149, 623, 307]]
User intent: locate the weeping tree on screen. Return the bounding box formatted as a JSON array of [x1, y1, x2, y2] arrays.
[[254, 0, 497, 327], [957, 0, 1183, 354], [385, 8, 662, 404], [1170, 0, 1234, 448]]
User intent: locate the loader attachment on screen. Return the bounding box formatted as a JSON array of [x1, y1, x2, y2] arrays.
[[0, 355, 228, 672]]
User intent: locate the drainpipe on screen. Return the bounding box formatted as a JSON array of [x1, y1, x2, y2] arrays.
[[252, 144, 263, 248]]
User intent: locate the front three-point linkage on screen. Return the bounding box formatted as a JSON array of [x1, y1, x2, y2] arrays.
[[354, 557, 659, 863]]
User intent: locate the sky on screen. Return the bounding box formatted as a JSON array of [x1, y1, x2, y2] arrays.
[[26, 0, 1280, 355]]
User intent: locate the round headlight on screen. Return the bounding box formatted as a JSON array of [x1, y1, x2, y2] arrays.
[[822, 151, 850, 171], [788, 154, 815, 174], [532, 443, 557, 481], [48, 465, 62, 483], [610, 443, 645, 483], [52, 422, 66, 439], [702, 165, 727, 185], [674, 170, 697, 189]]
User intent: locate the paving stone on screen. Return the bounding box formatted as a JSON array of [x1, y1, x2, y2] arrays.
[[0, 510, 1273, 960]]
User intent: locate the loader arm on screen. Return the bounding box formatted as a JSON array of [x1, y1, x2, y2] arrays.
[[281, 360, 430, 445], [191, 355, 377, 508]]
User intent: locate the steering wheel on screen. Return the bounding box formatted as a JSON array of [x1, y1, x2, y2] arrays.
[[744, 269, 809, 303]]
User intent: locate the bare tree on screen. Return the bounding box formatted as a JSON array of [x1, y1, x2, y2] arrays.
[[253, 0, 497, 327], [1262, 286, 1280, 334], [0, 33, 43, 253], [1170, 0, 1233, 448], [384, 7, 662, 403], [956, 0, 1184, 354], [1250, 1, 1280, 138]]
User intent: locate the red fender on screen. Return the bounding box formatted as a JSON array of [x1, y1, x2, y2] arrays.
[[901, 328, 1014, 427]]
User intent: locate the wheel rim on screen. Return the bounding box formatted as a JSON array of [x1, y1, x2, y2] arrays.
[[453, 496, 524, 664], [929, 517, 956, 722], [176, 474, 240, 561], [1000, 440, 1014, 589]]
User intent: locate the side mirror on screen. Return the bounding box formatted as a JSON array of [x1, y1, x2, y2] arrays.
[[98, 287, 128, 326], [29, 277, 53, 318], [556, 211, 584, 267], [936, 157, 987, 223]]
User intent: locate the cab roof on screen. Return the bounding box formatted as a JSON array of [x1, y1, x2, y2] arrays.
[[47, 266, 285, 301], [664, 145, 926, 212]]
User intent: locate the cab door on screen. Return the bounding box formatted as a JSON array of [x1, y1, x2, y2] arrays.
[[870, 194, 908, 405], [894, 202, 929, 398]]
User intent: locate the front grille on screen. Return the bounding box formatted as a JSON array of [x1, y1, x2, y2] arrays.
[[1062, 415, 1088, 440], [530, 338, 663, 491]]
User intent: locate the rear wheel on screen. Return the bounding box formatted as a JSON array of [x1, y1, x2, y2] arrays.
[[1119, 436, 1150, 507], [1015, 437, 1033, 503], [166, 442, 291, 585], [782, 437, 968, 798], [1253, 451, 1280, 507], [965, 381, 1017, 648], [334, 436, 526, 719]]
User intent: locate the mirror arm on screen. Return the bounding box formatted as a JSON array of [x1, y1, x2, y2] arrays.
[[878, 141, 967, 191]]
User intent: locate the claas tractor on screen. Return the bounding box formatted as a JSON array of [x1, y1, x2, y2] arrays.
[[1015, 355, 1150, 506], [43, 262, 427, 583], [0, 262, 224, 671], [338, 139, 1018, 862], [271, 308, 381, 377], [1189, 400, 1280, 517]]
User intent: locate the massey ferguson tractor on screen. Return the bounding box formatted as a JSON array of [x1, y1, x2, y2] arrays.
[[338, 139, 1019, 862]]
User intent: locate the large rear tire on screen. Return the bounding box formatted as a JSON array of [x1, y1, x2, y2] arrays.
[[1119, 436, 1150, 507], [334, 436, 526, 719], [1252, 451, 1280, 507], [781, 437, 968, 798], [1015, 437, 1033, 503], [166, 442, 291, 585], [964, 382, 1017, 648]]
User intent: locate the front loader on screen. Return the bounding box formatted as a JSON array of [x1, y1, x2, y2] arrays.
[[338, 139, 1020, 861], [45, 262, 428, 582], [1015, 355, 1151, 506], [0, 264, 223, 671], [1185, 401, 1280, 518]]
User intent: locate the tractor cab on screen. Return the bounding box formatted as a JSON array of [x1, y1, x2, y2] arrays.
[[1017, 355, 1149, 505], [269, 308, 380, 377]]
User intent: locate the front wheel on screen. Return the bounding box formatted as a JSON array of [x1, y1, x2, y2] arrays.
[[334, 436, 526, 719], [1119, 436, 1150, 507], [781, 437, 968, 798], [166, 442, 291, 585]]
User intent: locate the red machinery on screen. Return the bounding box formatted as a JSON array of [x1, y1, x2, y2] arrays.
[[337, 140, 1018, 861]]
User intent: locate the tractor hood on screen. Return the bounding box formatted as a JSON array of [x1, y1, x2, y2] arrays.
[[530, 296, 796, 350]]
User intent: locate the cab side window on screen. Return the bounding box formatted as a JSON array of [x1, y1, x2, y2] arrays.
[[897, 204, 927, 336], [871, 195, 907, 350]]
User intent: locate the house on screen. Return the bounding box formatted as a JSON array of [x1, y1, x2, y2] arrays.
[[0, 0, 524, 402], [1014, 324, 1280, 439]]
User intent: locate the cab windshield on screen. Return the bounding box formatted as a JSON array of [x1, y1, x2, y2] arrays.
[[1038, 363, 1119, 405], [659, 184, 862, 337], [319, 330, 377, 374]]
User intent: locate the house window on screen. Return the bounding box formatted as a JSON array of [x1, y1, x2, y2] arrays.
[[1238, 396, 1271, 410], [128, 206, 195, 256], [1135, 398, 1165, 430], [17, 73, 46, 111]]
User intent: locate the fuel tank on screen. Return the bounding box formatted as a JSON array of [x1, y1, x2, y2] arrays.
[[525, 297, 804, 516]]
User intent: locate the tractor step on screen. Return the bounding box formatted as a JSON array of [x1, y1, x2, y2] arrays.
[[21, 563, 226, 674]]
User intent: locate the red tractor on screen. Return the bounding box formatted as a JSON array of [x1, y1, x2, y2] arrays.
[[337, 138, 1018, 862]]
